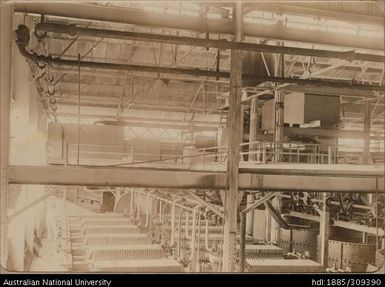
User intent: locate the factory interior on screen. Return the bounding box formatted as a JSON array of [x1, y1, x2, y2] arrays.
[[0, 1, 384, 273]]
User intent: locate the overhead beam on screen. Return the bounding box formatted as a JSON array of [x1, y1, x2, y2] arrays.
[[17, 53, 385, 92], [14, 2, 383, 50], [93, 120, 219, 132], [59, 101, 222, 114], [238, 163, 384, 177], [35, 22, 384, 63], [14, 27, 384, 92], [288, 211, 384, 236], [8, 165, 384, 193], [285, 126, 375, 139], [243, 2, 384, 26]]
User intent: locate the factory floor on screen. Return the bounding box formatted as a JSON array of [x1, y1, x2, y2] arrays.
[[29, 238, 65, 272], [30, 198, 96, 272]]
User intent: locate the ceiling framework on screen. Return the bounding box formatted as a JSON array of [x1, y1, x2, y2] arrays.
[[13, 1, 385, 134]]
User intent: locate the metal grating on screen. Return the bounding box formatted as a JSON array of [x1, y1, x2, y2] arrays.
[[92, 259, 184, 272], [90, 245, 167, 261], [83, 226, 140, 234], [246, 258, 324, 273]]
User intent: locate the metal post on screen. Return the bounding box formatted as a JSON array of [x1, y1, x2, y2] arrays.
[[246, 97, 258, 235], [320, 151, 331, 267], [319, 192, 330, 267], [363, 101, 371, 164], [239, 213, 246, 272], [77, 53, 81, 165], [222, 2, 242, 273], [274, 45, 285, 162], [328, 146, 332, 165], [0, 2, 13, 268], [65, 142, 69, 166]]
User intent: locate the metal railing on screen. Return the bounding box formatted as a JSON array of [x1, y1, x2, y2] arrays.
[[47, 139, 381, 167]]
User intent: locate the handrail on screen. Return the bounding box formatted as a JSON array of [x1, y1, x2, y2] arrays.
[[55, 138, 380, 166], [177, 209, 189, 260], [170, 198, 183, 248]]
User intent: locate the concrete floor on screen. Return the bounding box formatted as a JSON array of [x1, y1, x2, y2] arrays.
[[30, 198, 96, 272]]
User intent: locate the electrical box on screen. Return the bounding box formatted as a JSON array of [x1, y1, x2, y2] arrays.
[[261, 93, 340, 131]]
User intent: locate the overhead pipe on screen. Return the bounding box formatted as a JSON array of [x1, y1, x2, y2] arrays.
[[14, 2, 383, 50], [35, 21, 385, 63], [15, 25, 385, 92]]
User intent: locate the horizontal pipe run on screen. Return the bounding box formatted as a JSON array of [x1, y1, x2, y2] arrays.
[[9, 165, 383, 193], [288, 211, 384, 236], [17, 46, 385, 92], [15, 25, 385, 92], [14, 2, 384, 50], [36, 22, 385, 63]]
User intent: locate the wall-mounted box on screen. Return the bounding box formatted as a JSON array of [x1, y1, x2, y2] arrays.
[[261, 93, 340, 131]]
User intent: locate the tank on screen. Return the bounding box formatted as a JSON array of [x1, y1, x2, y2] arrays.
[[278, 227, 319, 260], [317, 238, 376, 272]]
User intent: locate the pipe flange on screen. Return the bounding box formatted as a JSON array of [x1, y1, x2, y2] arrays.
[[34, 27, 47, 39], [47, 87, 55, 96]]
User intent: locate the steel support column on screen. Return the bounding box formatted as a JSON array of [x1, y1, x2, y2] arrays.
[[319, 192, 330, 267], [222, 2, 242, 273], [246, 98, 259, 235], [0, 2, 13, 269], [274, 47, 285, 162], [363, 101, 371, 164], [320, 149, 332, 267]]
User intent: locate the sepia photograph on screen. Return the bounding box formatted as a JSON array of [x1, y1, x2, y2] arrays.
[[0, 0, 384, 276]]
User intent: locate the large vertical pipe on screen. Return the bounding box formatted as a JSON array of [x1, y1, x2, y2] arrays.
[[274, 44, 285, 162], [0, 2, 13, 268], [246, 99, 258, 235], [222, 2, 243, 272], [363, 101, 371, 164], [319, 192, 330, 267], [77, 54, 81, 165], [271, 43, 285, 243], [319, 153, 331, 267]]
